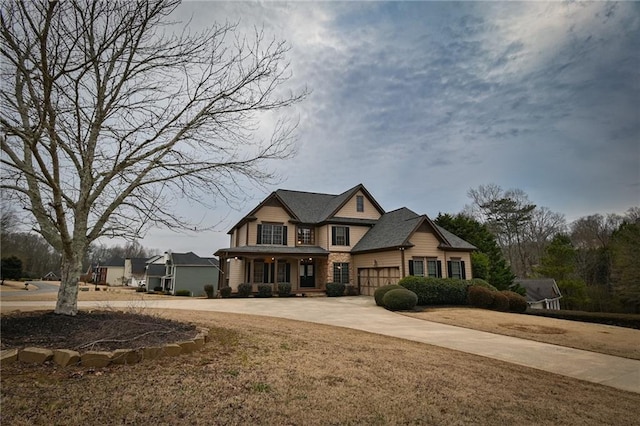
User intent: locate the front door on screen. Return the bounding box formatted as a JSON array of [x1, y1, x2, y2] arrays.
[[300, 260, 315, 288]]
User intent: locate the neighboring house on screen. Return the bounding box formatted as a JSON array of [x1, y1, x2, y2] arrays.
[[42, 271, 60, 281], [514, 278, 562, 310], [95, 257, 125, 286], [215, 184, 476, 296], [145, 251, 219, 296]]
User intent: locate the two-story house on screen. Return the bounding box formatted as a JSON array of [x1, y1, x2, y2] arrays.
[[215, 184, 476, 296]]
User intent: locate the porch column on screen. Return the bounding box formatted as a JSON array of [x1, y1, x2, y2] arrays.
[[274, 258, 278, 289]]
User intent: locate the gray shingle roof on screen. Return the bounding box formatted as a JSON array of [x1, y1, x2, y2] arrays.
[[216, 246, 329, 257], [146, 264, 165, 276], [129, 257, 149, 275], [352, 207, 476, 253], [171, 252, 219, 266], [103, 257, 124, 267], [514, 278, 563, 303]]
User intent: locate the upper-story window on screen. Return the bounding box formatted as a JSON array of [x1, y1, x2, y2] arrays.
[[257, 223, 287, 245], [297, 226, 315, 245], [356, 195, 364, 212], [331, 226, 350, 246]]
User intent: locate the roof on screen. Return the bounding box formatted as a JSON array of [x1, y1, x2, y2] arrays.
[[102, 257, 124, 267], [352, 208, 477, 253], [229, 184, 385, 232], [146, 264, 165, 276], [129, 258, 149, 275], [171, 252, 219, 267], [514, 278, 563, 303], [215, 246, 329, 257]]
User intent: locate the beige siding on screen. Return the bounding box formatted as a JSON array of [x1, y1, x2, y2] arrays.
[[352, 250, 402, 270], [248, 206, 294, 246], [317, 225, 329, 249], [442, 252, 473, 279], [404, 229, 442, 259], [334, 190, 382, 220], [234, 224, 248, 247], [328, 225, 370, 252], [227, 259, 244, 291], [106, 266, 125, 286]]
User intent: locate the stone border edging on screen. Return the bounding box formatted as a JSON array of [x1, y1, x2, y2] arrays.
[[0, 327, 210, 368]]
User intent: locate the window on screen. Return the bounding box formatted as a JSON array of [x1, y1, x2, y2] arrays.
[[253, 261, 264, 283], [257, 223, 287, 245], [333, 262, 349, 284], [252, 260, 290, 283], [447, 259, 466, 279], [356, 195, 364, 212], [331, 226, 350, 246], [409, 258, 425, 276], [297, 226, 315, 245], [427, 258, 440, 278]]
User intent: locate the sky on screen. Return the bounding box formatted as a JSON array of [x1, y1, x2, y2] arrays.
[[135, 1, 639, 257]]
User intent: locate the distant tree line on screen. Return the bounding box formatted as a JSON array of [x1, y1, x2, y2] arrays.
[[1, 207, 158, 280], [436, 184, 639, 313]]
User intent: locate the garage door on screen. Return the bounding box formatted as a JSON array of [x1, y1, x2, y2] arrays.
[[357, 267, 400, 296]]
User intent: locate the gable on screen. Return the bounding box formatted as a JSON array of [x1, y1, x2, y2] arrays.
[[333, 190, 384, 220]]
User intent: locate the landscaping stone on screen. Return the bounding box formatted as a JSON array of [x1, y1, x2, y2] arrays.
[[0, 349, 19, 365], [81, 351, 112, 367], [178, 340, 197, 354], [162, 344, 182, 357], [18, 347, 53, 364], [193, 336, 205, 350], [143, 346, 163, 360], [111, 349, 142, 365], [53, 349, 80, 367]]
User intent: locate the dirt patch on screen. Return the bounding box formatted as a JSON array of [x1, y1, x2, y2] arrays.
[[0, 310, 198, 353], [499, 323, 567, 334]]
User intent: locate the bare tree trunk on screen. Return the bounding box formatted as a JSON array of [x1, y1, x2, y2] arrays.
[[55, 251, 83, 315]]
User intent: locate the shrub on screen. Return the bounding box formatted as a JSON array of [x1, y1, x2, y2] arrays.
[[153, 286, 163, 292], [469, 278, 498, 292], [326, 282, 345, 297], [382, 288, 418, 311], [399, 277, 468, 306], [220, 286, 232, 298], [135, 286, 146, 293], [175, 289, 191, 297], [204, 284, 215, 299], [237, 283, 252, 298], [277, 282, 291, 297], [256, 284, 273, 298], [374, 284, 404, 306], [502, 290, 528, 313], [467, 285, 495, 309], [489, 292, 510, 312]]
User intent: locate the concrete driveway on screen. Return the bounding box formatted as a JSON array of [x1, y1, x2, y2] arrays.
[[3, 296, 639, 393]]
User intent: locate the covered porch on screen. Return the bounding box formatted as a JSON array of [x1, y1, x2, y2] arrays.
[[215, 246, 330, 294]]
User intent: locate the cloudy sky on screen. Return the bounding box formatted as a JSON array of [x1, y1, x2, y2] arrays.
[[138, 1, 639, 257]]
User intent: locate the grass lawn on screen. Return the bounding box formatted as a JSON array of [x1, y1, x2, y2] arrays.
[[2, 309, 639, 425]]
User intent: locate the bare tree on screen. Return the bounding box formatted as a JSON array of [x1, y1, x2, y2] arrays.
[[0, 0, 306, 315]]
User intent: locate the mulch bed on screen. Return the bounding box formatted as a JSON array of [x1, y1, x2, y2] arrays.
[[1, 310, 198, 353]]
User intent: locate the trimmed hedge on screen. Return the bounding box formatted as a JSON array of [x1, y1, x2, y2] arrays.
[[256, 284, 273, 298], [277, 282, 291, 297], [382, 288, 418, 311], [374, 284, 404, 306], [489, 292, 510, 312], [175, 289, 191, 297], [501, 290, 528, 313], [237, 283, 252, 298], [469, 278, 498, 292], [398, 276, 468, 306], [204, 284, 215, 299], [467, 285, 495, 309], [220, 286, 232, 298], [326, 282, 345, 297]]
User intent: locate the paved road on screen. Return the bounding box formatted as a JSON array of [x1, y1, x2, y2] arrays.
[[0, 281, 59, 298], [2, 296, 639, 393]]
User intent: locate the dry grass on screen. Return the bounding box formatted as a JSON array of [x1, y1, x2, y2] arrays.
[[402, 307, 640, 360], [2, 308, 639, 425]]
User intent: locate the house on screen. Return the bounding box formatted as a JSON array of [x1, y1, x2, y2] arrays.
[[42, 271, 60, 281], [145, 251, 219, 296], [95, 257, 125, 286], [215, 184, 476, 296], [514, 278, 562, 310]]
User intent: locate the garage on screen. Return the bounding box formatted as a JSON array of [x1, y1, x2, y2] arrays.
[[357, 267, 400, 296]]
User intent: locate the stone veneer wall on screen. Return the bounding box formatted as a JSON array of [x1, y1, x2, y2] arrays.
[[326, 253, 353, 284]]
